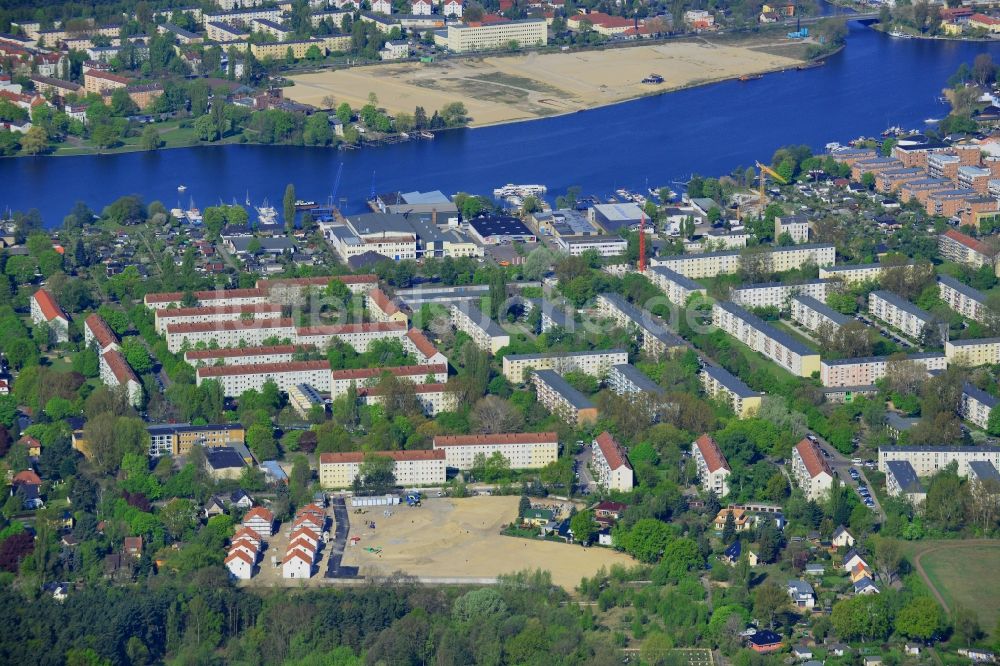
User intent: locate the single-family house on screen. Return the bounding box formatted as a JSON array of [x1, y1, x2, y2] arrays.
[[713, 507, 751, 532], [722, 540, 742, 565], [792, 645, 814, 659], [226, 548, 255, 579], [747, 629, 783, 653], [230, 489, 254, 509], [228, 539, 259, 562], [123, 536, 143, 558], [831, 524, 855, 548], [242, 506, 275, 538], [827, 643, 849, 657], [854, 576, 880, 595], [282, 548, 313, 578], [523, 508, 554, 527], [204, 496, 227, 517], [787, 579, 816, 609], [843, 548, 869, 573], [804, 563, 825, 576]]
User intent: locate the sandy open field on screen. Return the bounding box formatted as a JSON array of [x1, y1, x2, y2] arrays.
[[286, 39, 808, 127], [341, 495, 635, 589]]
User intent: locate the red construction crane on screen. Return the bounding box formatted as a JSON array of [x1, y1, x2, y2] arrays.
[[638, 213, 646, 273]]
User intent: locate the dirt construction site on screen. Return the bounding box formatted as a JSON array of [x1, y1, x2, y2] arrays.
[[340, 495, 635, 590], [286, 38, 808, 127]]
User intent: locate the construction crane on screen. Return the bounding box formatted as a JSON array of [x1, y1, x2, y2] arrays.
[[756, 160, 788, 209], [638, 212, 646, 273]]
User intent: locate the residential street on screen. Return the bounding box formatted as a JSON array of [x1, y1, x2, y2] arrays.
[[811, 435, 885, 522]]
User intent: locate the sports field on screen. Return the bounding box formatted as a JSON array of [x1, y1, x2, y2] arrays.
[[908, 540, 1000, 636], [340, 495, 635, 589], [286, 38, 808, 127]]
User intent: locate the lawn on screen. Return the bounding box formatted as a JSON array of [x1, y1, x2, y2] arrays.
[[904, 541, 1000, 637]]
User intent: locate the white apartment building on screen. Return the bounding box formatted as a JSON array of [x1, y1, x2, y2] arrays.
[[553, 235, 628, 257], [938, 275, 988, 323], [143, 287, 267, 310], [402, 328, 449, 366], [256, 274, 379, 298], [432, 432, 559, 470], [945, 337, 1000, 366], [712, 301, 821, 377], [196, 360, 332, 397], [868, 291, 933, 340], [202, 7, 281, 27], [878, 445, 1000, 478], [774, 215, 810, 244], [503, 349, 628, 383], [884, 460, 926, 504], [318, 449, 446, 488], [154, 303, 284, 334], [819, 262, 907, 285], [731, 280, 830, 310], [820, 352, 948, 388], [606, 363, 663, 397], [594, 293, 685, 359], [295, 321, 408, 352], [206, 21, 248, 41], [358, 382, 457, 416], [31, 288, 69, 343], [791, 438, 834, 501], [592, 431, 634, 491], [367, 287, 409, 324], [445, 19, 547, 53], [647, 266, 707, 306], [700, 364, 762, 418], [184, 344, 315, 367], [330, 363, 448, 399], [100, 349, 142, 407], [84, 313, 119, 354], [790, 294, 852, 333], [166, 318, 298, 353], [532, 369, 598, 426], [691, 433, 731, 497], [450, 303, 510, 354], [652, 244, 835, 279], [960, 382, 1000, 429]]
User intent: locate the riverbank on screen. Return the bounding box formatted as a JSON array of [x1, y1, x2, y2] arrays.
[[286, 35, 813, 128]]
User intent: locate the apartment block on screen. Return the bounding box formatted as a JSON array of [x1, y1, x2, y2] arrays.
[[774, 215, 810, 244], [553, 235, 628, 257], [147, 423, 246, 457], [899, 178, 951, 205], [878, 445, 1000, 477], [594, 293, 684, 358], [960, 382, 999, 429], [691, 433, 731, 497], [945, 337, 1000, 366], [700, 364, 762, 417], [358, 382, 457, 416], [868, 290, 932, 339], [712, 301, 821, 377], [196, 360, 332, 397], [166, 318, 298, 352], [450, 302, 510, 354], [959, 166, 993, 194], [532, 369, 598, 426], [432, 432, 559, 470], [850, 157, 902, 181], [31, 288, 69, 343], [939, 229, 998, 274], [445, 19, 547, 53], [402, 328, 449, 366], [153, 303, 284, 334], [884, 460, 926, 504], [819, 262, 911, 285], [537, 299, 574, 333], [592, 431, 634, 491], [653, 244, 835, 279], [503, 349, 628, 383], [647, 266, 707, 306], [790, 294, 851, 333], [731, 279, 829, 310], [820, 352, 947, 387], [318, 450, 446, 488], [878, 167, 924, 193], [84, 313, 119, 354], [367, 287, 408, 325], [256, 274, 378, 298], [184, 344, 316, 367], [294, 321, 408, 352], [607, 363, 664, 397], [143, 287, 267, 310], [791, 438, 834, 501], [100, 349, 142, 407], [938, 275, 987, 322], [330, 364, 448, 399], [927, 152, 961, 180]]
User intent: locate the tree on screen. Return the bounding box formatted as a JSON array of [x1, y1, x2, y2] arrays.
[[518, 495, 531, 518], [470, 395, 524, 434], [194, 114, 218, 141], [721, 510, 736, 543], [615, 518, 674, 563], [140, 125, 161, 151], [640, 633, 673, 666], [831, 595, 892, 641], [452, 588, 507, 623], [953, 604, 982, 647], [246, 423, 278, 460], [121, 338, 152, 374], [895, 597, 944, 642], [283, 183, 296, 231], [354, 452, 396, 495], [20, 125, 48, 155], [753, 580, 787, 629], [872, 536, 902, 586], [570, 510, 598, 546], [336, 102, 353, 124]]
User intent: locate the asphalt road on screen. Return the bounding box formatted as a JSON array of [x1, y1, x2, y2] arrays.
[[324, 497, 359, 579], [574, 443, 598, 495]]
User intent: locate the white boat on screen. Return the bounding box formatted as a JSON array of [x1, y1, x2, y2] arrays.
[[177, 184, 187, 192], [492, 184, 547, 198], [256, 199, 278, 225], [924, 117, 942, 124], [888, 30, 912, 39]]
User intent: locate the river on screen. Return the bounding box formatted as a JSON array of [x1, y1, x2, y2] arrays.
[[2, 20, 999, 226]]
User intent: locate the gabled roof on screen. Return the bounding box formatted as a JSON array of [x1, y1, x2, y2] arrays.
[[368, 287, 400, 316], [102, 349, 139, 386], [243, 506, 274, 522], [594, 431, 631, 471], [33, 288, 67, 322], [12, 470, 42, 486], [225, 549, 254, 565], [319, 449, 446, 464], [198, 360, 330, 378], [229, 538, 259, 553], [85, 313, 119, 349], [794, 439, 832, 479], [433, 432, 558, 447], [331, 363, 446, 381], [405, 328, 440, 359], [232, 526, 261, 542], [693, 434, 730, 473], [282, 548, 313, 564]]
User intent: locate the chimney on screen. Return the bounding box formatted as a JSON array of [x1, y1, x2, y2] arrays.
[[432, 208, 437, 226]]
